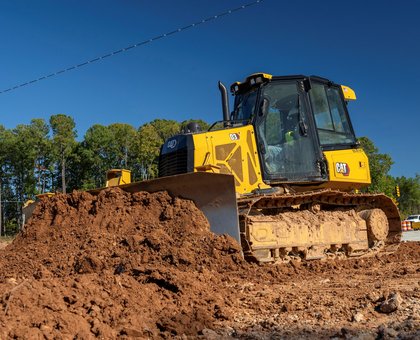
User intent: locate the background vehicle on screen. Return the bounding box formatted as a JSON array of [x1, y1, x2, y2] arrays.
[[405, 214, 420, 230], [406, 215, 420, 223]]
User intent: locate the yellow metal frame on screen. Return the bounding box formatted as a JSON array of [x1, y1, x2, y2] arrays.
[[341, 85, 357, 101], [106, 169, 132, 187], [230, 72, 273, 94]]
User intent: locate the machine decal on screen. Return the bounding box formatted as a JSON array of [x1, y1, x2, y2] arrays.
[[229, 133, 240, 141], [167, 139, 177, 149], [335, 162, 350, 176]]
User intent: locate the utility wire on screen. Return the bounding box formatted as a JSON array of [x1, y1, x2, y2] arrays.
[[0, 0, 263, 95]]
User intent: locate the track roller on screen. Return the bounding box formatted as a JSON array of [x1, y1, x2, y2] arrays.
[[358, 209, 389, 246]]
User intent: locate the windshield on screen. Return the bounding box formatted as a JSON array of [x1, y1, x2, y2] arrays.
[[310, 83, 356, 146]]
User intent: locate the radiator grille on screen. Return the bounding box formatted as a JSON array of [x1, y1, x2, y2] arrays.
[[158, 148, 188, 177]]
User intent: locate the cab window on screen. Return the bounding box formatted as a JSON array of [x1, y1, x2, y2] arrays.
[[310, 83, 355, 146], [256, 81, 319, 179], [233, 90, 258, 121]]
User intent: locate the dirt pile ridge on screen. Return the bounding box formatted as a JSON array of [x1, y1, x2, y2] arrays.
[[0, 187, 418, 339]]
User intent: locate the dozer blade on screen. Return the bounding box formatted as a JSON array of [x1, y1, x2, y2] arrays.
[[91, 172, 241, 243]]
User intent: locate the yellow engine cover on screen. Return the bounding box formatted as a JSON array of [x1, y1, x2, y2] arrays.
[[323, 148, 371, 190], [191, 125, 269, 194]]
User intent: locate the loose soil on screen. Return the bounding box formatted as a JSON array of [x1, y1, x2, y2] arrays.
[[0, 188, 418, 339]]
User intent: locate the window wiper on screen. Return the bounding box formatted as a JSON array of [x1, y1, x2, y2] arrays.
[[297, 95, 308, 136]]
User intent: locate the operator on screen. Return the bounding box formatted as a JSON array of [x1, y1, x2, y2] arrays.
[[262, 96, 300, 174], [283, 106, 300, 143]]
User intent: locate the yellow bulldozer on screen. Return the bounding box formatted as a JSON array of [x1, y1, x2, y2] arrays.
[[26, 73, 402, 263]]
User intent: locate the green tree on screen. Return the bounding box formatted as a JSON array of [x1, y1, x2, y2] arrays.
[[396, 175, 420, 217], [27, 119, 53, 194], [82, 123, 137, 187], [108, 123, 137, 168], [0, 120, 51, 234], [132, 119, 180, 179], [149, 119, 180, 141], [133, 124, 163, 180], [49, 114, 77, 194], [357, 137, 395, 196], [7, 119, 51, 200], [0, 125, 13, 180], [180, 119, 210, 132], [0, 126, 16, 234], [82, 124, 113, 188], [64, 143, 93, 191]]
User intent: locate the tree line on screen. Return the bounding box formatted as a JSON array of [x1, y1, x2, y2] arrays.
[[0, 114, 209, 233], [0, 114, 418, 233]]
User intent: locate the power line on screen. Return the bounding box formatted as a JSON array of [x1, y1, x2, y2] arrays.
[[0, 0, 263, 95]]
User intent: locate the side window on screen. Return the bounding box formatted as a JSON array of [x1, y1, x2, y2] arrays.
[[259, 82, 299, 146], [234, 91, 257, 121], [326, 87, 351, 134], [311, 84, 334, 130], [310, 83, 356, 146]]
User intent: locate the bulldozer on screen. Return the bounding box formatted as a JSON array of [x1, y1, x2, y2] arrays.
[[26, 73, 402, 263], [154, 73, 401, 262]]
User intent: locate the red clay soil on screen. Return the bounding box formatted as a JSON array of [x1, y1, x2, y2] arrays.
[[0, 188, 418, 339]]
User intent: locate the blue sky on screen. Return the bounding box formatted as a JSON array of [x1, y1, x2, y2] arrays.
[[0, 0, 419, 178]]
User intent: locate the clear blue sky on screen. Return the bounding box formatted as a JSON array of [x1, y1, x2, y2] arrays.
[[0, 0, 419, 178]]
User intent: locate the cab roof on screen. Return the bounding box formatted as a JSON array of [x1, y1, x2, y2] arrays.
[[230, 73, 356, 100]]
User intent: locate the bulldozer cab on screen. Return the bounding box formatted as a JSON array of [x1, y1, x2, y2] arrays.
[[231, 74, 358, 185]]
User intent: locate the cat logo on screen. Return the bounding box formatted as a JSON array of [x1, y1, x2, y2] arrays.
[[335, 162, 350, 176], [167, 139, 177, 149]]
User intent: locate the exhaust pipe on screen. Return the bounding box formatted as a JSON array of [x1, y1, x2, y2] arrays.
[[218, 81, 230, 126]]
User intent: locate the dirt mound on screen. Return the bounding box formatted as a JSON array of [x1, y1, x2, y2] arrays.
[[6, 189, 242, 277], [0, 188, 243, 338], [0, 188, 418, 339]]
